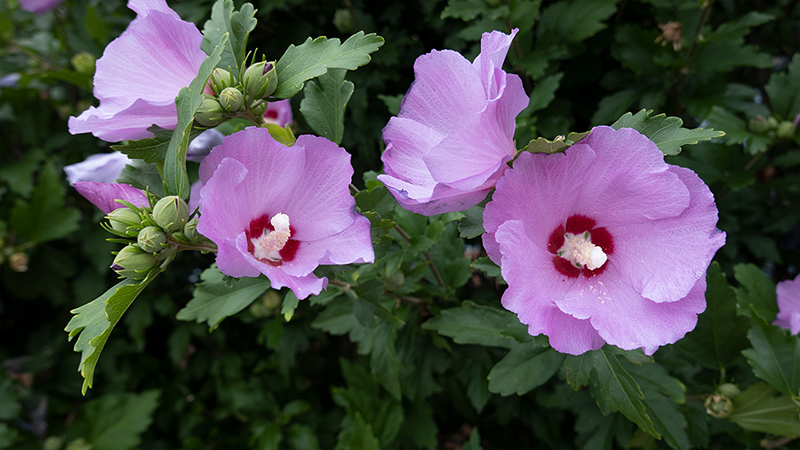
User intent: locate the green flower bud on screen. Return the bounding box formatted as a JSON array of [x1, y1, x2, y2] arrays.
[[112, 244, 158, 279], [777, 121, 796, 139], [209, 68, 235, 94], [218, 87, 244, 112], [704, 394, 732, 418], [138, 226, 168, 253], [243, 61, 277, 100], [717, 383, 740, 399], [183, 217, 200, 243], [195, 95, 228, 127], [767, 116, 779, 130], [107, 207, 141, 236], [748, 116, 769, 134], [153, 196, 190, 233], [71, 52, 96, 75], [250, 100, 267, 117]]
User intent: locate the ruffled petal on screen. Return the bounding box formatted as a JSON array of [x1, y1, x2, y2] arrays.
[[774, 276, 800, 334], [555, 264, 707, 355], [569, 127, 691, 227], [497, 220, 602, 355], [196, 157, 255, 243], [473, 29, 518, 101], [73, 181, 147, 214], [610, 165, 726, 303], [68, 99, 178, 142], [64, 151, 131, 184]]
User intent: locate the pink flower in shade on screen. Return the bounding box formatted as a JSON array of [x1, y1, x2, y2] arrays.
[[68, 0, 206, 142], [378, 29, 529, 215], [263, 99, 293, 127], [73, 182, 147, 214], [64, 151, 132, 185], [19, 0, 63, 14], [483, 126, 726, 355], [773, 275, 800, 334], [197, 127, 374, 300]]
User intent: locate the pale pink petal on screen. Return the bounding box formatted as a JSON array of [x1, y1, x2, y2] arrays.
[[18, 0, 63, 14], [610, 166, 726, 303], [570, 127, 691, 227], [774, 275, 800, 334], [64, 152, 131, 184], [555, 265, 707, 355], [473, 29, 518, 101], [68, 100, 178, 142], [196, 158, 254, 243], [282, 135, 360, 241], [379, 173, 492, 216], [264, 99, 293, 127], [497, 220, 603, 355], [73, 181, 147, 214], [127, 0, 180, 19], [381, 117, 443, 188], [199, 127, 305, 218]]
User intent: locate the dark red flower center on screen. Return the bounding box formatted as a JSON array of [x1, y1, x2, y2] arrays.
[[547, 214, 614, 279], [245, 213, 299, 266]]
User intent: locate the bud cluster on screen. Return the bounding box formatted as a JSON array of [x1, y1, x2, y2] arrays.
[[748, 115, 797, 140], [105, 196, 203, 280], [196, 56, 278, 128]]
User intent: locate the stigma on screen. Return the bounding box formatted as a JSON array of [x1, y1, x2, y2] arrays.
[[557, 231, 608, 271], [251, 213, 291, 261]]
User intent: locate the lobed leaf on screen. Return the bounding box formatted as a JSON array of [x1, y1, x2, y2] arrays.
[[84, 390, 161, 450], [727, 382, 800, 436], [273, 31, 384, 99], [200, 0, 257, 78], [611, 109, 725, 155], [422, 300, 527, 349], [765, 53, 800, 120], [734, 263, 778, 322], [487, 341, 564, 396], [10, 162, 80, 244], [742, 314, 800, 399], [176, 266, 270, 329], [300, 68, 353, 145]]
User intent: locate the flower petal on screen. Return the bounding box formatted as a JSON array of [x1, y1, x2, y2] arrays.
[[196, 157, 254, 244], [73, 181, 147, 214], [609, 165, 726, 303], [64, 151, 131, 184]]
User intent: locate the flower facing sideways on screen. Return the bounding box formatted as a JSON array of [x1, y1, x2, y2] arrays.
[[773, 275, 800, 334], [68, 0, 206, 142], [483, 126, 726, 355], [378, 29, 529, 215], [197, 127, 374, 300]]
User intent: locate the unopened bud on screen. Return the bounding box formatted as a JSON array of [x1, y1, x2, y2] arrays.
[[767, 116, 779, 130], [243, 61, 277, 100], [138, 226, 168, 253], [9, 252, 28, 272], [71, 52, 96, 75], [717, 383, 740, 399], [153, 196, 190, 233], [112, 244, 158, 279], [195, 95, 228, 127], [777, 121, 796, 139], [209, 68, 235, 94], [250, 100, 267, 117], [748, 116, 769, 134], [183, 217, 200, 243], [107, 207, 141, 236], [704, 394, 732, 418], [218, 87, 244, 112]]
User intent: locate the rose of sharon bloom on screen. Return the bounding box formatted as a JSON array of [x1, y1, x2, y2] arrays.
[[264, 99, 293, 127], [68, 0, 206, 142], [73, 182, 148, 214], [197, 127, 374, 299], [483, 126, 726, 355], [378, 29, 529, 215], [19, 0, 63, 14], [773, 275, 800, 334], [64, 151, 132, 184]]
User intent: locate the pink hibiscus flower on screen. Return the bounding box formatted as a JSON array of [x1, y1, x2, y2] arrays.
[[773, 275, 800, 334]]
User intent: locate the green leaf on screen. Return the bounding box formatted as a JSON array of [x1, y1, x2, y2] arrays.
[[742, 315, 800, 399], [626, 362, 690, 450], [0, 423, 17, 450], [564, 348, 658, 438], [377, 93, 403, 116], [487, 341, 565, 396], [116, 160, 165, 198], [355, 184, 396, 218], [300, 68, 353, 145], [111, 127, 173, 164], [164, 34, 228, 199], [458, 204, 485, 239], [440, 0, 488, 21], [692, 12, 773, 73], [766, 53, 800, 119], [524, 136, 567, 154], [422, 300, 527, 349], [727, 382, 800, 436], [9, 162, 80, 243], [65, 272, 158, 394], [176, 267, 270, 330], [462, 427, 483, 450], [273, 31, 384, 99], [537, 0, 619, 44], [201, 0, 257, 78], [281, 290, 300, 322], [470, 257, 502, 280], [611, 109, 725, 155], [338, 411, 381, 450], [528, 73, 562, 113], [674, 262, 750, 370], [370, 321, 401, 400], [734, 263, 778, 322], [84, 390, 161, 450], [705, 105, 770, 154], [0, 379, 20, 420]]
